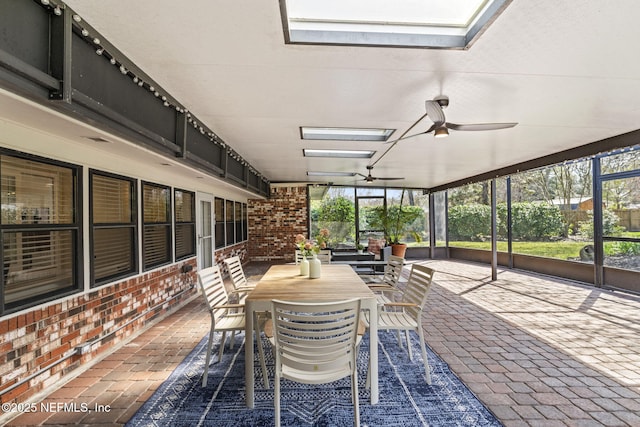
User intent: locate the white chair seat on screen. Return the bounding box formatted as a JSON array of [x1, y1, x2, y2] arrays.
[[282, 363, 354, 384], [213, 313, 245, 331], [378, 311, 418, 329]]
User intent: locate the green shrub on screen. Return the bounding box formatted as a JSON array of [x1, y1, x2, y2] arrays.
[[447, 204, 492, 240], [447, 202, 564, 241], [510, 202, 564, 240], [578, 209, 625, 238]]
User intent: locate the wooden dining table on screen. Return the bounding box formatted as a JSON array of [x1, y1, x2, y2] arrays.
[[244, 264, 379, 407]]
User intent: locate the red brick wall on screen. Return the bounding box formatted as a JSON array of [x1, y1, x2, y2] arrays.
[[0, 259, 197, 405], [248, 185, 308, 262]]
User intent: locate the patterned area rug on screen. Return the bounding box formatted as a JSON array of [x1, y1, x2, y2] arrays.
[[126, 330, 502, 427]]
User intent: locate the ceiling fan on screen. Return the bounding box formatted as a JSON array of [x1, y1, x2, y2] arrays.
[[386, 95, 518, 143], [356, 165, 404, 182]]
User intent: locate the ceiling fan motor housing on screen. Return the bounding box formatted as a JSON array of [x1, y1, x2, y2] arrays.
[[434, 95, 449, 108]]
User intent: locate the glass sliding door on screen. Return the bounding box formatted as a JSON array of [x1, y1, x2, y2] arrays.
[[197, 192, 214, 269]]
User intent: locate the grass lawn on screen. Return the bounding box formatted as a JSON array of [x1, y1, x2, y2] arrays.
[[447, 240, 589, 260]]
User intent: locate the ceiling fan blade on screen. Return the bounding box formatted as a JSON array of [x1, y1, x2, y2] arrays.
[[383, 124, 436, 144], [374, 176, 405, 181], [425, 100, 446, 126], [446, 122, 518, 131]]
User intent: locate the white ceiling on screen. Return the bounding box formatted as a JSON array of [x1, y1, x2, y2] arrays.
[[19, 0, 640, 189]]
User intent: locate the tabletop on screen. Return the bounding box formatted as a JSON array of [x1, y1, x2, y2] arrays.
[[247, 264, 376, 303]]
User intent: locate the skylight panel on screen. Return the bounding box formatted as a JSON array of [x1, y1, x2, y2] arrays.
[[304, 149, 375, 158], [301, 127, 394, 141], [281, 0, 511, 49], [307, 171, 356, 177]]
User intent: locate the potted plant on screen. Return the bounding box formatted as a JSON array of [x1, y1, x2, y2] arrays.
[[369, 189, 421, 258]]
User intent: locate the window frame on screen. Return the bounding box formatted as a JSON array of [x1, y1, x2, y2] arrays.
[[1, 149, 82, 315], [174, 188, 196, 260], [89, 169, 138, 287], [142, 181, 172, 271]]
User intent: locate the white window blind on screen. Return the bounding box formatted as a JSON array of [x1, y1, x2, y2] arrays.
[[175, 190, 195, 259], [91, 172, 136, 284], [143, 183, 170, 269]]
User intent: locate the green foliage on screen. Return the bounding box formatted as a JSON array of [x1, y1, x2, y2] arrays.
[[446, 202, 565, 241], [447, 204, 492, 241], [367, 191, 423, 244], [510, 202, 564, 240], [311, 196, 355, 245], [578, 209, 625, 238], [605, 241, 640, 256]]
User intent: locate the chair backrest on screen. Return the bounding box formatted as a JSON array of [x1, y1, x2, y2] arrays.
[[400, 264, 435, 320], [382, 255, 404, 287], [223, 256, 248, 290], [197, 265, 230, 322], [379, 246, 392, 261], [271, 298, 361, 376], [316, 249, 332, 264], [294, 250, 304, 265]]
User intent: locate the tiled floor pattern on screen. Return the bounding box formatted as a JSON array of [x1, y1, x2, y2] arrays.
[[5, 260, 640, 426]]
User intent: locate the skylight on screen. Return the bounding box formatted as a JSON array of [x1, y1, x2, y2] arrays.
[[301, 127, 394, 141], [304, 149, 375, 159], [307, 171, 356, 177], [281, 0, 511, 49]]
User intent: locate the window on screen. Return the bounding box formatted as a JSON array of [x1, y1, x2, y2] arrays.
[[234, 201, 243, 243], [214, 197, 225, 248], [175, 189, 195, 260], [242, 203, 248, 241], [1, 152, 80, 313], [509, 160, 593, 261], [226, 200, 235, 245], [142, 182, 171, 270], [281, 0, 510, 49], [90, 171, 137, 285]]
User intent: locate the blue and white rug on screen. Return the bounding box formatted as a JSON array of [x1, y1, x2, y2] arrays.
[[126, 331, 502, 427]]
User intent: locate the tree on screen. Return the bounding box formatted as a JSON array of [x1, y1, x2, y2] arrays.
[[312, 196, 355, 245]]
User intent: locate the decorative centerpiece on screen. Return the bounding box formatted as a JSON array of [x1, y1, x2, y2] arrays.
[[294, 229, 330, 279]]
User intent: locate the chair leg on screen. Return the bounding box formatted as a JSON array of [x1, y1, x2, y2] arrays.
[[218, 331, 227, 362], [202, 324, 215, 387], [406, 330, 413, 361], [352, 370, 360, 427], [274, 374, 281, 427], [254, 313, 270, 388], [229, 331, 236, 350], [417, 327, 432, 385]]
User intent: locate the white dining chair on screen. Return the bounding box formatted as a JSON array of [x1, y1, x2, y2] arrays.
[[270, 298, 362, 427], [316, 249, 332, 264], [294, 249, 304, 264], [197, 265, 269, 387], [367, 255, 405, 305], [223, 255, 256, 303], [365, 263, 435, 384]]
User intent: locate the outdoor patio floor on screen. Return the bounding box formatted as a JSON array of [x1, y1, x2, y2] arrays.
[[5, 259, 640, 426]]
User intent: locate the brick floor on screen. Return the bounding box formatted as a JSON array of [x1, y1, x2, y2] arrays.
[[4, 259, 640, 426]]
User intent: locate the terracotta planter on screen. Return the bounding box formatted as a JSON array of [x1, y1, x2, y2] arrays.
[[391, 243, 407, 258]]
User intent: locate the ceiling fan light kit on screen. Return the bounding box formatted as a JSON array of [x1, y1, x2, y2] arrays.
[[434, 126, 449, 138]]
